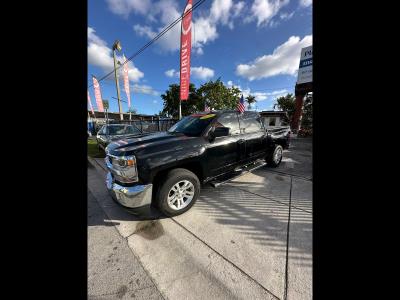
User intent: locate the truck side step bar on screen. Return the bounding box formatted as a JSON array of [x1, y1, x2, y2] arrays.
[[209, 160, 267, 188]]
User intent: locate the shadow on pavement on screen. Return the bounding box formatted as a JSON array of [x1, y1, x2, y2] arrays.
[[194, 182, 312, 267]]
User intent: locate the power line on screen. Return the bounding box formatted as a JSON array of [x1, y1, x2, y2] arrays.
[[100, 79, 293, 96], [88, 0, 207, 88]]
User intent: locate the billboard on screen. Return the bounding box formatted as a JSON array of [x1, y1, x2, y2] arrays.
[[297, 45, 312, 84]]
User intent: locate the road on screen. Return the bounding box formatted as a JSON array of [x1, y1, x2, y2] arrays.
[[88, 137, 312, 300]]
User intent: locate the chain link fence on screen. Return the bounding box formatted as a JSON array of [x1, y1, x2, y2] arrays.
[[89, 118, 177, 135]]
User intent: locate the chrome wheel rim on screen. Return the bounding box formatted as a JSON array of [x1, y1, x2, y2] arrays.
[[274, 147, 282, 164], [167, 180, 195, 210]]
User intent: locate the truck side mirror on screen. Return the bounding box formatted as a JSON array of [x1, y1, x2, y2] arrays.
[[209, 126, 230, 142], [214, 127, 230, 137]]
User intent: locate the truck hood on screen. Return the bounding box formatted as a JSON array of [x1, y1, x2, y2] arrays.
[[107, 133, 144, 142], [105, 131, 198, 157]]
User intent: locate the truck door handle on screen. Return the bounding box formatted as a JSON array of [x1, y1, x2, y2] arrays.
[[237, 139, 245, 144]]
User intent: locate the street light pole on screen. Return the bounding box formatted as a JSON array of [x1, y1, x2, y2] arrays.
[[112, 40, 123, 121]]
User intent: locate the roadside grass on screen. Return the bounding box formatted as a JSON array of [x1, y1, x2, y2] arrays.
[[88, 138, 105, 158]]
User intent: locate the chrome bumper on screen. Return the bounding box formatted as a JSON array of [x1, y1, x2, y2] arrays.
[[106, 172, 153, 208]]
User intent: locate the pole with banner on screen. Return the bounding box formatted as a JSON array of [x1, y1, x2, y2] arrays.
[[92, 76, 104, 112], [179, 0, 192, 119], [87, 90, 96, 119], [103, 100, 109, 124], [122, 54, 132, 121]]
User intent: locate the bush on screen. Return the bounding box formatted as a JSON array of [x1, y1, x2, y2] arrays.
[[298, 128, 313, 137]]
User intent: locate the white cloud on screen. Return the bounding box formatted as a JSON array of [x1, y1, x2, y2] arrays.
[[191, 67, 215, 80], [133, 24, 156, 39], [153, 100, 158, 104], [280, 11, 295, 20], [233, 1, 245, 17], [246, 0, 290, 27], [164, 67, 215, 80], [210, 0, 233, 25], [132, 84, 159, 96], [225, 80, 289, 101], [165, 69, 178, 78], [195, 47, 204, 55], [192, 17, 219, 51], [118, 0, 245, 54], [299, 0, 312, 7], [105, 0, 151, 18], [236, 35, 312, 80], [88, 27, 144, 82]]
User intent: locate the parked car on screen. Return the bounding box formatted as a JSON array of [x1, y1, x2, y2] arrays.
[[105, 110, 290, 217], [137, 121, 155, 132], [96, 124, 142, 151]]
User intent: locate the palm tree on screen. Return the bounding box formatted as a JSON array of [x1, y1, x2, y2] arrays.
[[246, 95, 256, 110]]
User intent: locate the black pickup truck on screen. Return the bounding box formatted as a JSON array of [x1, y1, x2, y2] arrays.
[[105, 110, 290, 216]]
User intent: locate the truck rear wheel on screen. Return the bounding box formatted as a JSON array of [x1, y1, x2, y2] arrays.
[[267, 145, 283, 167], [156, 168, 200, 217]]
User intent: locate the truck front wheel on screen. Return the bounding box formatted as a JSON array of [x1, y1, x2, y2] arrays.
[[156, 168, 200, 217], [267, 145, 283, 167]]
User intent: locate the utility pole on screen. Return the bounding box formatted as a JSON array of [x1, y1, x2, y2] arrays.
[[112, 40, 123, 121]]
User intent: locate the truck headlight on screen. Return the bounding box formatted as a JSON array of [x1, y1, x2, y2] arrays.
[[108, 155, 138, 183]]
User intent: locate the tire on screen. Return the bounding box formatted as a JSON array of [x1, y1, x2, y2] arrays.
[[156, 168, 200, 217], [267, 145, 283, 167]]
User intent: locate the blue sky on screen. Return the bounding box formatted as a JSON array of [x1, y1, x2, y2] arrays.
[[88, 0, 312, 115]]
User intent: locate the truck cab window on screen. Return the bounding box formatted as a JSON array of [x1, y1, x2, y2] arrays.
[[240, 113, 263, 133], [214, 113, 240, 135]]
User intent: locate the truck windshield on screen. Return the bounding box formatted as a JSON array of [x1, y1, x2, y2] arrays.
[[107, 125, 140, 135], [168, 114, 216, 136]]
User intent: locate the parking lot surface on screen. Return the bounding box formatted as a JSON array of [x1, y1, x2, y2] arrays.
[[88, 138, 312, 300]]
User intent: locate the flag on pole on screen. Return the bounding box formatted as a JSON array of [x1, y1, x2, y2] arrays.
[[92, 76, 104, 112], [122, 54, 131, 109], [87, 90, 95, 115], [237, 94, 245, 113], [179, 0, 193, 101]]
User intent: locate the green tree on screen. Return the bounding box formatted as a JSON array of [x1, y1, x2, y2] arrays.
[[160, 83, 200, 118], [160, 79, 243, 118], [273, 93, 296, 125], [301, 93, 312, 129], [127, 107, 138, 114], [197, 79, 241, 110], [246, 95, 257, 110]]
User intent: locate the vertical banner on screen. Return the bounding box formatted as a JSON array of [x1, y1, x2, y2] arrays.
[[122, 54, 131, 109], [179, 0, 192, 101], [92, 76, 104, 112], [87, 90, 95, 115]]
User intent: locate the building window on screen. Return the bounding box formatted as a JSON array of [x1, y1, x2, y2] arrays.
[[269, 117, 276, 126]]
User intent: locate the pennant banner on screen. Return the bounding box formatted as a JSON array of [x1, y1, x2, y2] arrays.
[[179, 0, 192, 101], [87, 90, 95, 115], [122, 54, 131, 108], [92, 76, 104, 112]]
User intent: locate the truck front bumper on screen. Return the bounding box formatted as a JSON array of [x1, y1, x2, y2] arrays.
[[106, 172, 153, 214]]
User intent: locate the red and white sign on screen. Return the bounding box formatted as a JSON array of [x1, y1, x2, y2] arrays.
[[179, 0, 192, 101], [87, 90, 95, 115], [92, 76, 104, 112], [122, 54, 131, 108]]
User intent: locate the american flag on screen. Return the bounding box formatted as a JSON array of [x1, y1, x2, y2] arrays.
[[237, 94, 245, 113], [205, 103, 210, 112]]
